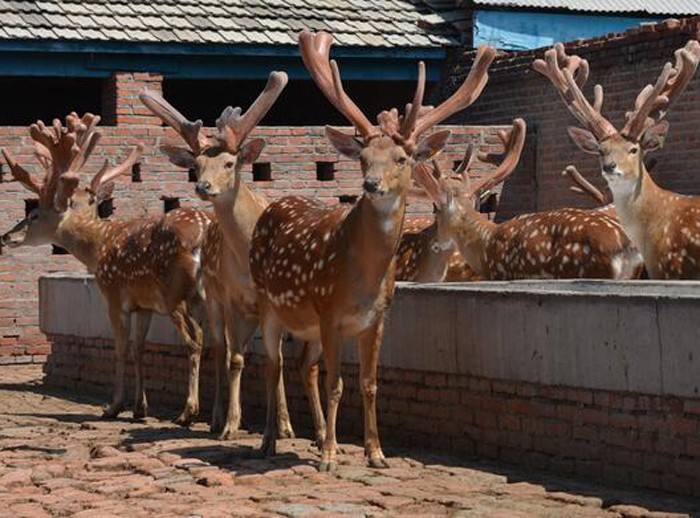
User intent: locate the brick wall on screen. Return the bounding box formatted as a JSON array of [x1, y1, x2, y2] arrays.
[[442, 17, 700, 212], [43, 334, 700, 497], [0, 70, 508, 362]]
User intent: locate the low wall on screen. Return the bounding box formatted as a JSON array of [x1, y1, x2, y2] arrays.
[[40, 273, 700, 497]]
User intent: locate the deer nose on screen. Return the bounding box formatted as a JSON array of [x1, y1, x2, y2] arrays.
[[602, 162, 617, 174], [195, 181, 211, 196], [363, 177, 380, 193]]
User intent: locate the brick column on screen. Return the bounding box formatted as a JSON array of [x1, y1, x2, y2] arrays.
[[102, 72, 163, 126]]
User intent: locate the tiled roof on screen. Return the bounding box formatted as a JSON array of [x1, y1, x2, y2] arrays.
[[0, 0, 459, 48]]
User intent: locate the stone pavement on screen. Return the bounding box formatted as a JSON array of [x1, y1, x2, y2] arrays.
[[0, 365, 697, 518]]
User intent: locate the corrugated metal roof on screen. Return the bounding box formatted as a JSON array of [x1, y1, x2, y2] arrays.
[[473, 0, 700, 16], [0, 0, 459, 48]]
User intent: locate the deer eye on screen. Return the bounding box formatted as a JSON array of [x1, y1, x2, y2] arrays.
[[629, 147, 638, 155], [395, 156, 407, 165], [225, 161, 235, 169]]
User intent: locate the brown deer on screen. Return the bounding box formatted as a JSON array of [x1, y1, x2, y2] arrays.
[[413, 119, 644, 280], [140, 73, 326, 443], [249, 30, 496, 471], [535, 41, 700, 279], [1, 113, 210, 424]]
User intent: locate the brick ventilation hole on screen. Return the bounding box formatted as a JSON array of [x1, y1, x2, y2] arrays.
[[453, 160, 462, 171], [24, 198, 38, 217], [0, 163, 4, 183], [187, 168, 197, 182], [338, 194, 358, 204], [131, 162, 141, 182], [97, 198, 114, 219], [316, 161, 335, 181], [162, 196, 180, 213], [252, 162, 272, 182], [479, 193, 498, 214]]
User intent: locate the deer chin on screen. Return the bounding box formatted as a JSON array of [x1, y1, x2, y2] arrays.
[[603, 170, 636, 199]]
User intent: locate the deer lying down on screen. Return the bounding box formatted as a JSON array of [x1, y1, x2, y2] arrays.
[[413, 119, 644, 280], [1, 113, 210, 424], [536, 41, 700, 279]]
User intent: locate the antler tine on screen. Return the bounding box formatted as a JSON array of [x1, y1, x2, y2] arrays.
[[216, 71, 288, 152], [298, 29, 378, 140], [410, 45, 496, 140], [411, 161, 444, 205], [454, 142, 476, 176], [622, 40, 700, 139], [562, 165, 608, 205], [534, 44, 617, 140], [1, 148, 42, 194], [401, 61, 426, 138], [139, 89, 208, 153], [90, 144, 144, 193], [468, 118, 526, 197]]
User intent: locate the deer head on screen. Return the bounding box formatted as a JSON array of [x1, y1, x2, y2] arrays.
[[140, 72, 287, 204], [413, 119, 526, 230], [1, 113, 142, 248], [299, 30, 496, 207], [534, 41, 700, 199]]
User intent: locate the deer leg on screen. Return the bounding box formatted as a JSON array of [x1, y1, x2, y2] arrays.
[[207, 300, 226, 434], [299, 340, 326, 449], [132, 310, 152, 420], [170, 303, 204, 426], [319, 325, 343, 472], [219, 306, 257, 441], [103, 305, 131, 419], [259, 311, 284, 457], [276, 338, 295, 440], [358, 318, 389, 469]]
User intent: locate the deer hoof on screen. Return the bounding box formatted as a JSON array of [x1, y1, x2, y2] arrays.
[[368, 456, 390, 469], [102, 403, 124, 419], [318, 460, 337, 473], [173, 412, 193, 427], [260, 435, 277, 457], [277, 424, 295, 439], [132, 406, 148, 420]]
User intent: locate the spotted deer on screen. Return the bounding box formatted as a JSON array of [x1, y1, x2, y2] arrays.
[[413, 118, 644, 279], [1, 113, 210, 424], [140, 73, 326, 442], [535, 41, 700, 279], [249, 30, 496, 471]]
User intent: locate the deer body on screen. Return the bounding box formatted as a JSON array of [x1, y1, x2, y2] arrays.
[[1, 113, 209, 424]]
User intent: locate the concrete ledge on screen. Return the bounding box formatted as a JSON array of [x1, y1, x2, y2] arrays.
[[40, 273, 700, 399]]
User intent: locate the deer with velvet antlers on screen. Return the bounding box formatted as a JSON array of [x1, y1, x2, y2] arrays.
[[1, 113, 210, 424], [535, 41, 700, 279], [413, 118, 644, 279], [140, 73, 328, 443], [249, 30, 496, 471]]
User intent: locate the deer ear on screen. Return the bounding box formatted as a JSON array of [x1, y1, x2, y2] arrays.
[[567, 127, 600, 155], [641, 120, 669, 152], [160, 144, 196, 169], [95, 181, 115, 203], [326, 126, 363, 159], [239, 138, 265, 165], [414, 130, 451, 162]]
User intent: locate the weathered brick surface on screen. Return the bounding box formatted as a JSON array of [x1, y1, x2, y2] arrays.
[[0, 70, 508, 361], [443, 17, 700, 213], [43, 333, 700, 498], [3, 364, 698, 516]]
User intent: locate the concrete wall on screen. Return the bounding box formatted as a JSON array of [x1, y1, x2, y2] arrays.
[[40, 274, 700, 496]]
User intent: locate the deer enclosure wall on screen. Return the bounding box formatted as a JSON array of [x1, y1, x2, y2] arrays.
[[0, 72, 508, 362], [440, 19, 700, 212]]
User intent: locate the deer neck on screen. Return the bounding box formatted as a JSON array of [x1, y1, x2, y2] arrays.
[[211, 179, 265, 268], [54, 212, 111, 273], [343, 191, 406, 288], [420, 221, 455, 281], [452, 207, 496, 276]]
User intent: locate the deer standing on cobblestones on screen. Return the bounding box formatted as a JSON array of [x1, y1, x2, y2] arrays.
[[1, 113, 210, 424], [536, 41, 700, 279], [413, 119, 644, 279], [141, 74, 324, 442], [249, 30, 496, 471]]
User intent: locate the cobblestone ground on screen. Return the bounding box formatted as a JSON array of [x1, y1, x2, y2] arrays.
[[0, 366, 698, 518]]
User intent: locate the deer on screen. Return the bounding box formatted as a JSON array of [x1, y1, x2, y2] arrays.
[[248, 29, 496, 471], [0, 113, 210, 425], [140, 73, 327, 443], [413, 118, 644, 280], [534, 41, 700, 279]]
